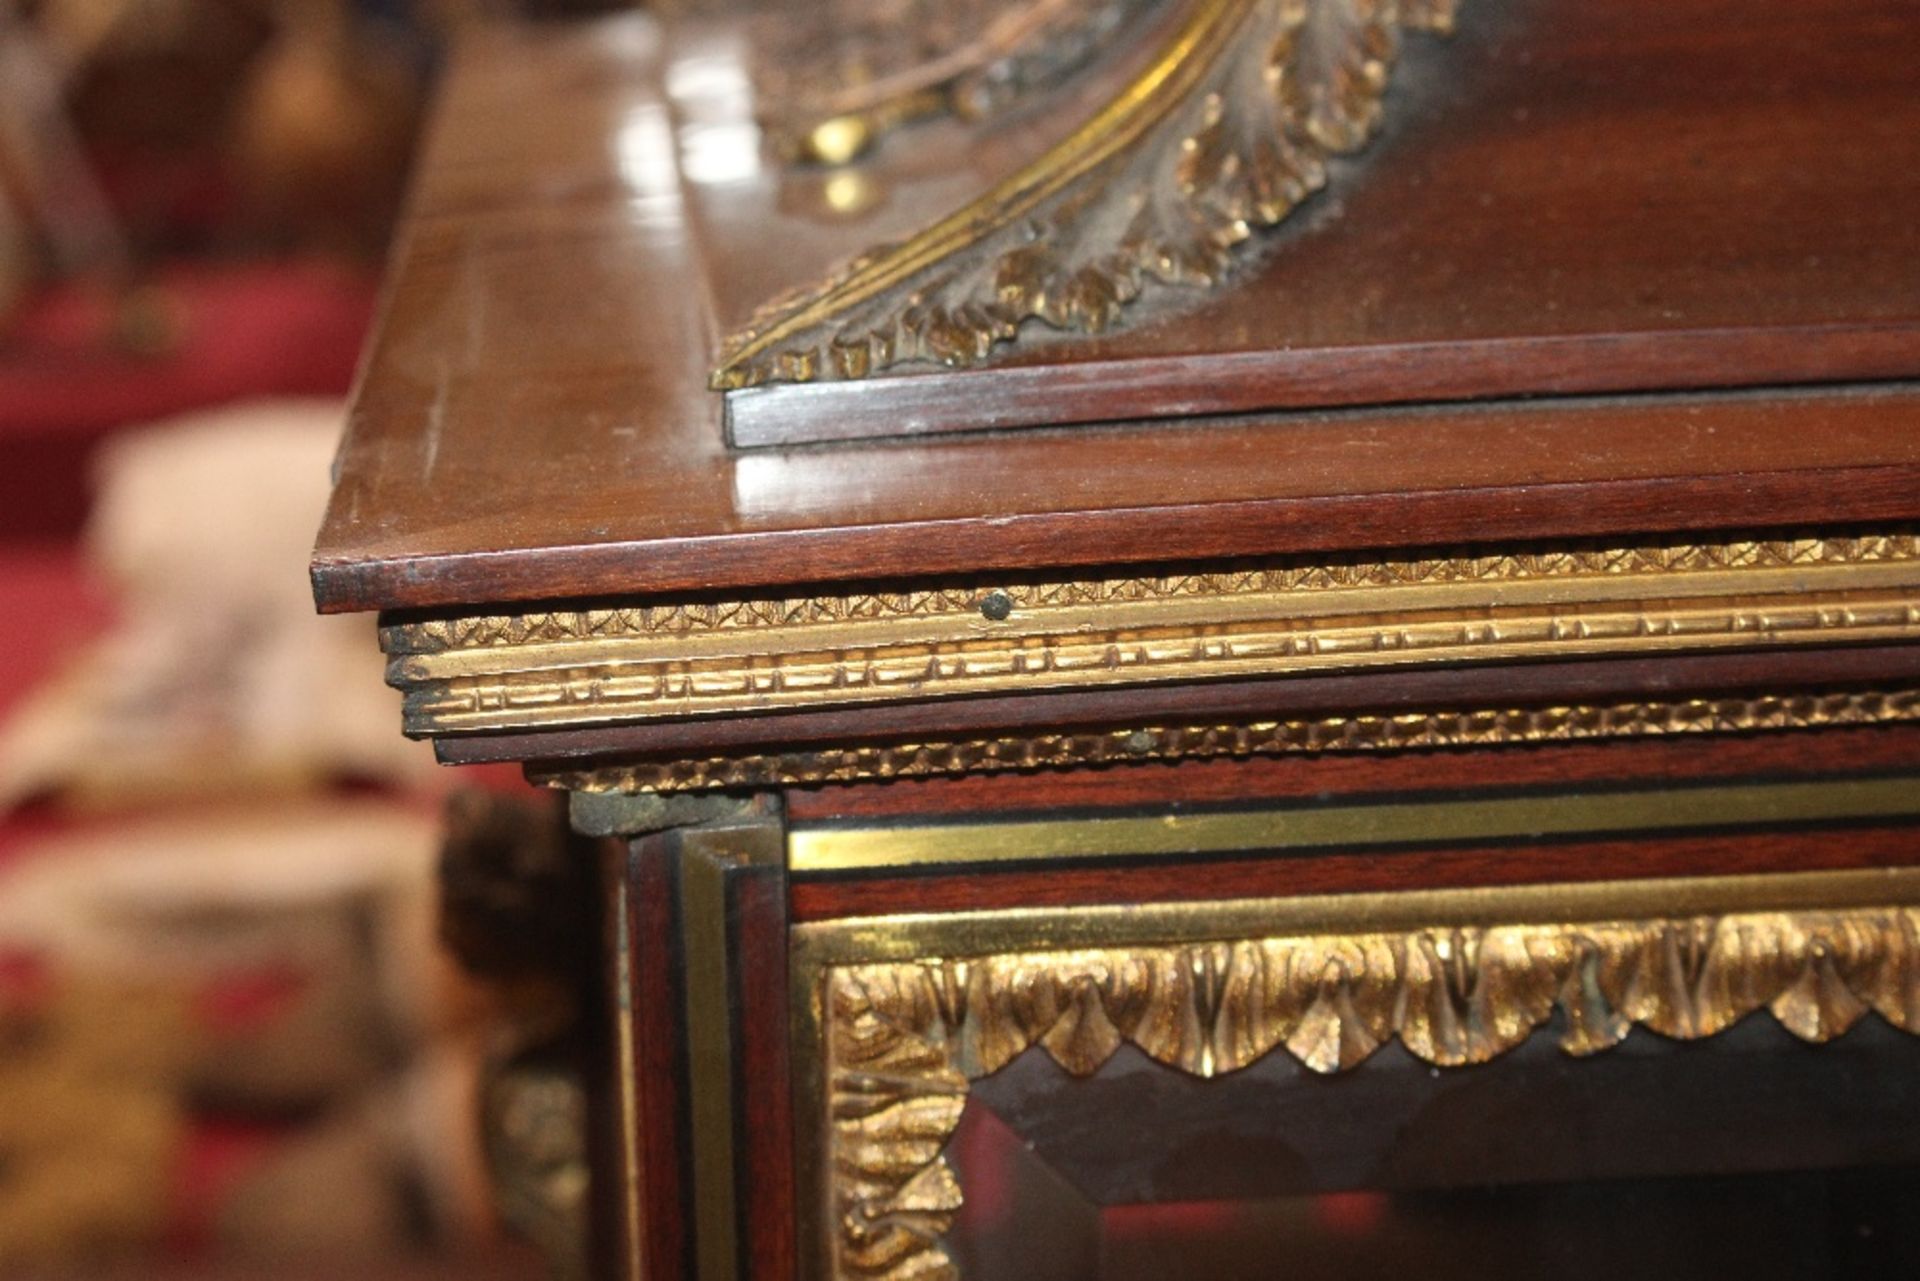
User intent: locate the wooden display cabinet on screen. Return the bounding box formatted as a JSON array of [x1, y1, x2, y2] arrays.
[[314, 0, 1920, 1275]]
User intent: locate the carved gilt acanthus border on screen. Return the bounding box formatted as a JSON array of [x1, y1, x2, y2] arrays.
[[822, 900, 1920, 1280], [384, 532, 1920, 738], [538, 689, 1920, 793], [714, 0, 1463, 387]]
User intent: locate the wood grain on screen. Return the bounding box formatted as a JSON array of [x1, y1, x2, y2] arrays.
[[313, 3, 1920, 614], [724, 0, 1920, 441], [727, 863, 796, 1281], [616, 835, 691, 1281], [789, 825, 1920, 922], [727, 325, 1920, 447]]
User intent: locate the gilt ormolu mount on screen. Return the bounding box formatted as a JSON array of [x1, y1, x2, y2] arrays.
[[710, 0, 1920, 448], [312, 2, 1920, 1275], [716, 0, 1463, 389]]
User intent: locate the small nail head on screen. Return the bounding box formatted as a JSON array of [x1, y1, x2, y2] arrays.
[[980, 590, 1014, 621]]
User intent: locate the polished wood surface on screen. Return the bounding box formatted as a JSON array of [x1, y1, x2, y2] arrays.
[[727, 853, 796, 1281], [313, 9, 1920, 615], [610, 836, 692, 1281], [784, 724, 1920, 917], [724, 0, 1920, 444], [315, 12, 1920, 1279]]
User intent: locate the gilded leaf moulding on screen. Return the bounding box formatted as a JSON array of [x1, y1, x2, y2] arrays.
[[382, 532, 1920, 737], [384, 534, 1920, 653], [825, 906, 1920, 1279], [711, 0, 1462, 388], [537, 689, 1920, 793]]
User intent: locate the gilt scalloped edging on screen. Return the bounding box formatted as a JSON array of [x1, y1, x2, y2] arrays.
[[710, 0, 1462, 389], [533, 689, 1920, 793], [826, 907, 1920, 1279]]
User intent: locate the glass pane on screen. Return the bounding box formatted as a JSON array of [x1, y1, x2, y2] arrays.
[[946, 1015, 1920, 1280]]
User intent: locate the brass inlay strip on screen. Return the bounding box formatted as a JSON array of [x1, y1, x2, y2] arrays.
[[537, 690, 1920, 794], [608, 862, 644, 1281], [792, 866, 1920, 966], [788, 774, 1920, 872]]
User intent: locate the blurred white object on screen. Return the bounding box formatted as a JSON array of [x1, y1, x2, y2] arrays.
[[0, 803, 498, 1259], [0, 400, 437, 809], [0, 803, 449, 1102]]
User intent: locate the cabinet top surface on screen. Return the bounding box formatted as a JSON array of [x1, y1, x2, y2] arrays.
[[311, 0, 1920, 615]]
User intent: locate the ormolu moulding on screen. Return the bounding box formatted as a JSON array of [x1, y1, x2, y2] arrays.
[[823, 905, 1920, 1280], [382, 532, 1920, 738], [537, 689, 1920, 793], [712, 0, 1462, 387]]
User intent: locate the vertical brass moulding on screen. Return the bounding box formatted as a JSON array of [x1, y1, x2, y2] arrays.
[[603, 844, 645, 1281], [786, 774, 1920, 872], [791, 930, 834, 1281]]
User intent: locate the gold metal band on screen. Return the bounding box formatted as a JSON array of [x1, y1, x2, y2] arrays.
[[533, 690, 1920, 794], [387, 532, 1920, 739], [786, 772, 1920, 871]]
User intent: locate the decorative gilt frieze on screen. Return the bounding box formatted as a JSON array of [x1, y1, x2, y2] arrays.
[[537, 689, 1920, 793], [713, 0, 1462, 387], [386, 536, 1920, 653], [382, 532, 1920, 739], [824, 905, 1920, 1280]]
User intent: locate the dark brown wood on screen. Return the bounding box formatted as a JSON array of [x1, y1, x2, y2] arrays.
[[783, 723, 1920, 825], [727, 859, 796, 1281], [312, 6, 1920, 615], [686, 0, 1920, 370], [435, 644, 1920, 766], [727, 327, 1920, 448], [325, 441, 1920, 613], [617, 834, 692, 1281], [789, 824, 1920, 923], [318, 7, 1920, 1279]]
